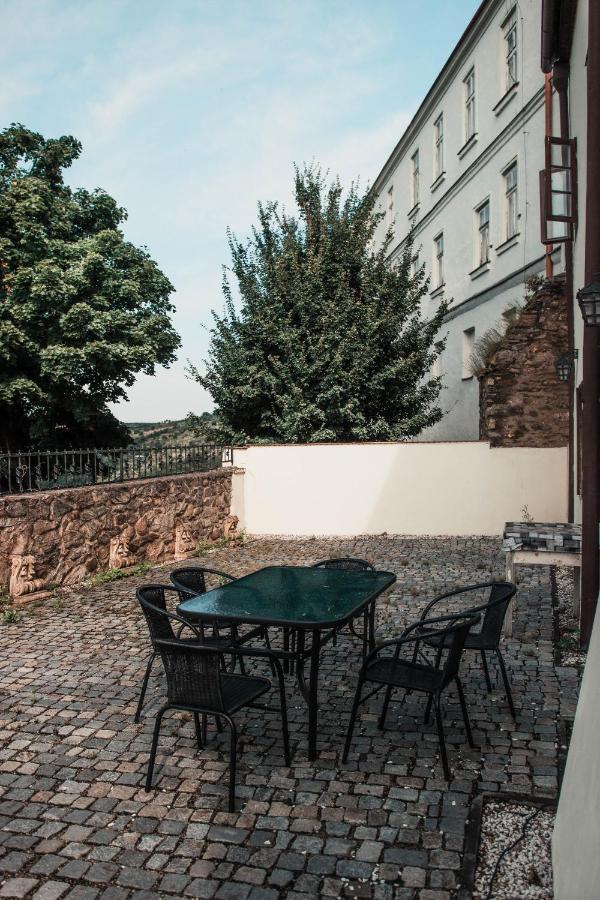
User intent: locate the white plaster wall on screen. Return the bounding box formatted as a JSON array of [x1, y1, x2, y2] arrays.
[[371, 0, 546, 441], [232, 442, 567, 536], [567, 0, 588, 525], [552, 593, 600, 900]]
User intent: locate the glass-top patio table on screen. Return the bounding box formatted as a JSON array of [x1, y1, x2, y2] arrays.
[[177, 565, 396, 759]]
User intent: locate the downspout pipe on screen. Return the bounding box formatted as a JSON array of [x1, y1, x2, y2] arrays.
[[552, 61, 575, 522]]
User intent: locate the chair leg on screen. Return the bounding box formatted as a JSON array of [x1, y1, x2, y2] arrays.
[[202, 713, 208, 744], [225, 717, 238, 813], [424, 647, 443, 723], [342, 675, 365, 763], [378, 685, 394, 730], [262, 628, 277, 676], [145, 704, 168, 791], [455, 676, 475, 747], [193, 713, 203, 749], [481, 649, 492, 693], [135, 651, 156, 723], [434, 695, 450, 781], [495, 648, 516, 718]]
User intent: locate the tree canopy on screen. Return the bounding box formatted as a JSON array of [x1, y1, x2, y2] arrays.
[[0, 124, 180, 450], [191, 166, 448, 443]]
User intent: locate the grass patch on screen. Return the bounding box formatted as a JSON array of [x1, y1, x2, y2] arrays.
[[86, 562, 153, 587], [1, 609, 21, 625]]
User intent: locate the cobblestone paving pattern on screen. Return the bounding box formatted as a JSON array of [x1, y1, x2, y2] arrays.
[[0, 537, 580, 899]]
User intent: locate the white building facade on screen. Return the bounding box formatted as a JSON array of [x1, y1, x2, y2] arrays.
[[372, 0, 549, 440]]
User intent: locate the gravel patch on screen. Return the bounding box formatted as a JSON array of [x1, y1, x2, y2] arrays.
[[555, 566, 587, 667], [473, 799, 554, 900]]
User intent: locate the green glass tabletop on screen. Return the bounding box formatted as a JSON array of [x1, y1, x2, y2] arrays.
[[177, 565, 396, 629]]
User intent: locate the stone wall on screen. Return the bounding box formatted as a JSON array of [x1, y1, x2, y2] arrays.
[[479, 278, 570, 447], [0, 468, 235, 600]]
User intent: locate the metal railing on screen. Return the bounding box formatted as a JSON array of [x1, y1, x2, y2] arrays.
[[0, 444, 233, 495]]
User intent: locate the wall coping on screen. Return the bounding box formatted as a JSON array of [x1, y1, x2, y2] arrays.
[[0, 465, 237, 504]]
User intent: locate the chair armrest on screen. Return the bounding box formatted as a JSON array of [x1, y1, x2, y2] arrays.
[[418, 581, 509, 621]]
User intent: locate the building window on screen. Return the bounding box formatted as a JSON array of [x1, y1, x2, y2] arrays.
[[411, 150, 420, 207], [476, 200, 490, 266], [464, 69, 475, 141], [504, 163, 518, 238], [433, 232, 444, 288], [411, 248, 420, 279], [386, 184, 394, 230], [433, 114, 444, 180], [462, 327, 475, 379], [504, 11, 518, 89]]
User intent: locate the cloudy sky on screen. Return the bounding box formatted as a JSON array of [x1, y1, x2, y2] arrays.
[[1, 0, 478, 423]]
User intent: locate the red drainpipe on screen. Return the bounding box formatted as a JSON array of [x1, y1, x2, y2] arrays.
[[544, 72, 554, 279]]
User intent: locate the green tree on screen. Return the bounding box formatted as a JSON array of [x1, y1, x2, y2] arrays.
[[191, 166, 448, 443], [0, 124, 180, 450]]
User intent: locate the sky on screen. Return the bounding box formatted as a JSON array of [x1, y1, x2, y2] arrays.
[[0, 0, 479, 423]]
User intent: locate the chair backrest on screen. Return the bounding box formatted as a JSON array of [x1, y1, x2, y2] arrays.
[[137, 584, 224, 711], [170, 567, 233, 599], [312, 557, 375, 571], [479, 582, 517, 645], [154, 638, 224, 711], [436, 615, 479, 688], [137, 584, 180, 644]]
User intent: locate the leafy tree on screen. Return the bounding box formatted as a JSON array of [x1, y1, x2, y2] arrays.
[[191, 166, 448, 443], [0, 124, 180, 450]]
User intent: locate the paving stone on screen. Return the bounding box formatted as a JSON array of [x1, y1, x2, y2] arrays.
[[0, 538, 577, 900]]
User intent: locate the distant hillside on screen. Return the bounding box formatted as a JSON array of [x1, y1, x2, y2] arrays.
[[125, 414, 215, 447]]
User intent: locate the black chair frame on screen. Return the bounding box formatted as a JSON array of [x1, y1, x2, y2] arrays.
[[137, 586, 291, 811], [417, 581, 517, 718], [312, 558, 377, 655], [170, 566, 273, 676], [135, 583, 234, 723], [343, 611, 480, 781]]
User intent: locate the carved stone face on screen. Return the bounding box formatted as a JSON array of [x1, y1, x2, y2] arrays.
[[109, 535, 130, 569], [175, 524, 195, 559], [10, 555, 44, 597], [223, 515, 239, 538]]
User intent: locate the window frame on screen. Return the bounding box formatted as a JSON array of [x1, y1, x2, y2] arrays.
[[433, 114, 444, 180], [411, 149, 420, 207], [433, 231, 444, 289], [462, 327, 475, 380], [503, 161, 518, 240], [386, 184, 394, 231], [464, 68, 476, 142], [503, 10, 518, 91], [475, 199, 491, 267]]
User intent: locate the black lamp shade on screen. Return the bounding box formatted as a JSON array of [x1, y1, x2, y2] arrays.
[[577, 280, 600, 326], [555, 354, 571, 382]]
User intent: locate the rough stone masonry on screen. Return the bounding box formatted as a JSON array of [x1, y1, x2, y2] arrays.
[[0, 468, 234, 599], [479, 277, 569, 448]]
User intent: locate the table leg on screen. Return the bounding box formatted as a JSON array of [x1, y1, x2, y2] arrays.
[[308, 628, 321, 761], [368, 600, 376, 653], [283, 627, 290, 674]]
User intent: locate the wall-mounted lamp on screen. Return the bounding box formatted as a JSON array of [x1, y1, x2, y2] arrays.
[[555, 349, 579, 382], [577, 278, 600, 326]]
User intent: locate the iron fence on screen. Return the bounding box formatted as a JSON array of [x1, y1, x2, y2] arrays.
[[0, 444, 233, 495]]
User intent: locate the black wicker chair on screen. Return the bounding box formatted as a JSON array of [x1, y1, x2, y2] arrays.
[[137, 585, 290, 811], [170, 567, 273, 675], [342, 612, 480, 781], [134, 583, 231, 723], [417, 582, 517, 717], [312, 558, 376, 653]]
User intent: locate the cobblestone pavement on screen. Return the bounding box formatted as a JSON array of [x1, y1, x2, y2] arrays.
[[0, 537, 580, 900]]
